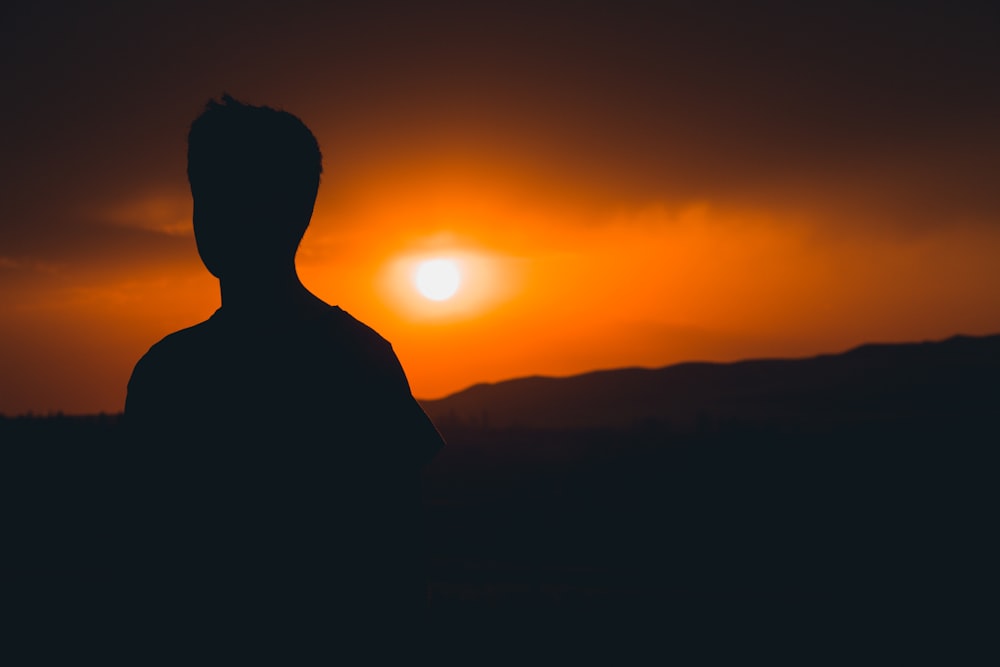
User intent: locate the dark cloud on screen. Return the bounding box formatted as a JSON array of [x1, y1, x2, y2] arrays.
[[2, 0, 998, 263]]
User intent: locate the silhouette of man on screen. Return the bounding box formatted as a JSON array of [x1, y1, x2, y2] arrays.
[[124, 95, 443, 642]]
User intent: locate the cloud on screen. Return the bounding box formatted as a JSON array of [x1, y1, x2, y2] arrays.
[[102, 193, 191, 237], [0, 256, 60, 273]]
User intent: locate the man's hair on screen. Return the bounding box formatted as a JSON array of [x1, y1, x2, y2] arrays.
[[187, 94, 323, 230]]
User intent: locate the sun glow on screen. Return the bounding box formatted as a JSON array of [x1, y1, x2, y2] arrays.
[[378, 241, 520, 322], [414, 259, 461, 300]]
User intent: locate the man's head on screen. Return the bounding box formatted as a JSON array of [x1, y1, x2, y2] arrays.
[[187, 94, 323, 280]]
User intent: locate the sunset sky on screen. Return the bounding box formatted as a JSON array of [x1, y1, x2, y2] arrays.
[[2, 1, 999, 415]]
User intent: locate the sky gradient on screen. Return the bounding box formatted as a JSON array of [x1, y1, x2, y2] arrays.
[[2, 1, 999, 414]]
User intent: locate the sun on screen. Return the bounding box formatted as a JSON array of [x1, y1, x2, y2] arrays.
[[381, 245, 516, 319], [413, 258, 461, 301]]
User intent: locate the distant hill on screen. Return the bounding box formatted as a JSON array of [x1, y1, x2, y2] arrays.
[[419, 333, 1000, 431]]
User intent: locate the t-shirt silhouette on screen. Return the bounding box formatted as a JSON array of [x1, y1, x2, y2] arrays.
[[124, 301, 443, 634]]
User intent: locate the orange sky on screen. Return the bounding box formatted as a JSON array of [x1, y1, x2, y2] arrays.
[[2, 2, 999, 415]]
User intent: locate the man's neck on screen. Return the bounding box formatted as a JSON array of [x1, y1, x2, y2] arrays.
[[218, 270, 326, 316]]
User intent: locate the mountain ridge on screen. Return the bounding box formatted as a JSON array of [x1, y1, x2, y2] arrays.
[[419, 332, 1000, 431]]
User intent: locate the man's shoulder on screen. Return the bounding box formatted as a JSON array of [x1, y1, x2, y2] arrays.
[[314, 306, 409, 383], [135, 306, 393, 360], [322, 306, 392, 351], [125, 316, 223, 417], [138, 315, 222, 362]]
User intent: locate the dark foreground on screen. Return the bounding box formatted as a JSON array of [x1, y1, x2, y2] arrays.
[[1, 410, 992, 652]]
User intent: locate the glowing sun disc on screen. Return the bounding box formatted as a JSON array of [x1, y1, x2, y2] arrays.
[[414, 259, 461, 301]]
